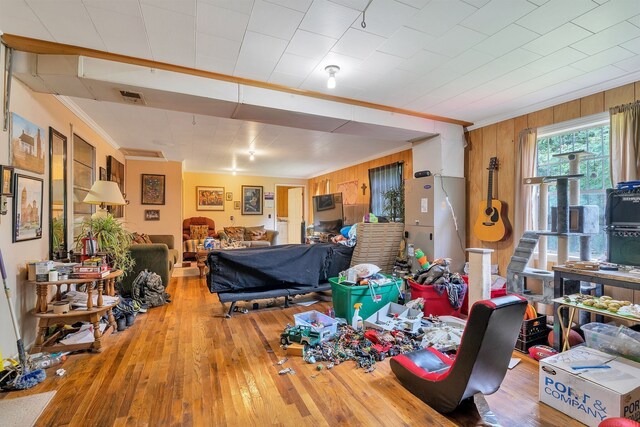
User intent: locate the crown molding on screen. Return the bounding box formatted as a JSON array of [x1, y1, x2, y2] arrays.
[[54, 95, 120, 150]]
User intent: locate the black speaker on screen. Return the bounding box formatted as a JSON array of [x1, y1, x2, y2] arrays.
[[414, 170, 431, 178], [608, 229, 640, 266]]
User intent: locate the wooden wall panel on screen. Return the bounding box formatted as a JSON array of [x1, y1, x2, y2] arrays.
[[527, 107, 554, 128], [553, 100, 580, 123], [480, 124, 499, 264], [307, 149, 413, 223], [580, 92, 605, 116], [467, 129, 483, 249], [604, 83, 635, 109], [496, 119, 516, 276]]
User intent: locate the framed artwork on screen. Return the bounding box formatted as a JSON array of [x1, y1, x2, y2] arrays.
[[242, 185, 263, 215], [1, 166, 14, 196], [316, 194, 335, 211], [13, 174, 44, 242], [225, 192, 233, 201], [234, 201, 240, 210], [99, 167, 106, 181], [144, 209, 160, 221], [196, 186, 224, 211], [107, 155, 125, 218], [9, 113, 46, 174], [141, 174, 165, 205]]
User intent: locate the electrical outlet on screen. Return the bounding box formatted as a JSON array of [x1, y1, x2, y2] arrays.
[[230, 215, 234, 221], [268, 214, 271, 219]]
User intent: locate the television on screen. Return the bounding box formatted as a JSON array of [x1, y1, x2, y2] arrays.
[[313, 193, 344, 234]]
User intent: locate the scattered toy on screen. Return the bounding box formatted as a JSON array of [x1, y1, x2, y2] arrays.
[[276, 357, 288, 365], [316, 364, 323, 371], [56, 368, 66, 376], [278, 368, 295, 375]]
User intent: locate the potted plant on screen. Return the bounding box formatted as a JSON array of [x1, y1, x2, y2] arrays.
[[74, 214, 135, 276], [382, 183, 405, 223]]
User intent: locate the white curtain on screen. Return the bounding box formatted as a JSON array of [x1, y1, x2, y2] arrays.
[[610, 101, 640, 184], [514, 128, 538, 241]]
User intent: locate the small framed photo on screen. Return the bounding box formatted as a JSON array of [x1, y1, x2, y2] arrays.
[[197, 186, 224, 211], [1, 166, 15, 196], [226, 192, 233, 201], [234, 201, 240, 210], [141, 174, 166, 205], [144, 209, 160, 221], [242, 185, 263, 215]]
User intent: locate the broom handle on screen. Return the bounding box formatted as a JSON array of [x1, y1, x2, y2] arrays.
[[0, 250, 23, 343]]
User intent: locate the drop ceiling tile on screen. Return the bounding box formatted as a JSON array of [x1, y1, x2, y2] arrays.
[[264, 0, 312, 12], [572, 0, 640, 33], [83, 0, 142, 17], [529, 46, 586, 72], [196, 32, 241, 61], [522, 23, 591, 56], [460, 0, 491, 6], [461, 0, 536, 35], [85, 7, 152, 58], [197, 0, 255, 14], [628, 14, 640, 29], [474, 24, 539, 56], [0, 1, 54, 41], [141, 0, 196, 16], [26, 0, 107, 50], [396, 0, 430, 8], [517, 0, 598, 34], [622, 36, 640, 54], [327, 0, 371, 11], [274, 53, 319, 76], [377, 26, 434, 59], [397, 49, 450, 74], [527, 0, 549, 4], [142, 4, 196, 66], [268, 71, 307, 87], [351, 0, 419, 38], [331, 28, 386, 59], [286, 30, 337, 60], [359, 51, 404, 74], [569, 64, 628, 87], [407, 0, 477, 36], [572, 21, 640, 55], [614, 54, 640, 72], [248, 0, 304, 40], [571, 46, 635, 72], [299, 0, 361, 39], [235, 31, 288, 79], [423, 25, 487, 57], [196, 2, 250, 41]]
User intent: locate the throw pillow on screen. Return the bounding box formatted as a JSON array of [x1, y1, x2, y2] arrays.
[[138, 233, 153, 244], [190, 225, 209, 240], [244, 225, 265, 240], [248, 228, 267, 241], [223, 226, 245, 241], [131, 232, 145, 244]]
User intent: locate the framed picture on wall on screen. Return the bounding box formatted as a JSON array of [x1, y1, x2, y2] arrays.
[[9, 113, 46, 175], [144, 209, 160, 221], [141, 174, 165, 205], [196, 186, 224, 211], [226, 192, 233, 201], [99, 167, 106, 181], [1, 166, 15, 196], [106, 155, 125, 218], [234, 201, 240, 210], [13, 174, 43, 242], [242, 185, 263, 215]]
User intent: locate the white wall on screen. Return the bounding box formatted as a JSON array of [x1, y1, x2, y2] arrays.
[[412, 122, 465, 178]]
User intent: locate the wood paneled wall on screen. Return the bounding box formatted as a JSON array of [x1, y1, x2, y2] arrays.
[[308, 150, 413, 222], [466, 82, 639, 305]]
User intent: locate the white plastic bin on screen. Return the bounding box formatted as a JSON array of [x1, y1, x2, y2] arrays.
[[581, 322, 640, 362], [293, 310, 337, 340]]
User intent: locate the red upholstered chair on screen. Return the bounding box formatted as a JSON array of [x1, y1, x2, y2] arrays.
[[183, 217, 217, 260], [390, 295, 527, 414]]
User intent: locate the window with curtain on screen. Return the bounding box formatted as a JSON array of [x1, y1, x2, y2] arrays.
[[536, 121, 611, 257], [368, 162, 403, 218]]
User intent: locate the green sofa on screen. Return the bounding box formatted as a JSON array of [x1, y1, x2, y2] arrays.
[[120, 235, 179, 295]]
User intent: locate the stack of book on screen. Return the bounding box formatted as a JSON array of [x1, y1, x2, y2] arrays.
[[70, 258, 111, 279]]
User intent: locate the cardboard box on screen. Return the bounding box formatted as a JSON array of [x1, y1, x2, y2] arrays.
[[539, 347, 640, 426]]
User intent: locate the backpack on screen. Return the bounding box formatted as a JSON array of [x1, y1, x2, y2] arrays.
[[131, 270, 170, 307]]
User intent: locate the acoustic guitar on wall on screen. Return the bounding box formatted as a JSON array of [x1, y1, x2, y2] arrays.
[[474, 157, 510, 242]]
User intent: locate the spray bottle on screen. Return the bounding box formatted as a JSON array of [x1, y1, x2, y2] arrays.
[[352, 303, 363, 331]]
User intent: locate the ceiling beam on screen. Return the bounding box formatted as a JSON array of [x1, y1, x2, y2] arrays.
[[1, 33, 473, 128]]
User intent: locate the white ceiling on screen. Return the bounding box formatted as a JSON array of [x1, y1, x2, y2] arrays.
[[3, 0, 640, 175]]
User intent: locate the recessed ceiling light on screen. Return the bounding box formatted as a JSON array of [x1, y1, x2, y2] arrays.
[[249, 151, 255, 161], [325, 65, 340, 89], [232, 170, 237, 176]]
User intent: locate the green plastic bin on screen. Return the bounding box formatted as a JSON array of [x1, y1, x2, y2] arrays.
[[329, 275, 402, 324]]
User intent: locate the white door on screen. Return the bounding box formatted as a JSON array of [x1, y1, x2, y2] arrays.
[[287, 188, 303, 244]]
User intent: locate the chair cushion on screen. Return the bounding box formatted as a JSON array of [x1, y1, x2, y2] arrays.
[[391, 347, 453, 382], [224, 226, 245, 241], [190, 225, 209, 240]]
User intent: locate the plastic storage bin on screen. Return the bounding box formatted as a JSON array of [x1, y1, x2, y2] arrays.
[[293, 310, 338, 340], [581, 322, 640, 362], [329, 275, 401, 324], [409, 279, 465, 317]]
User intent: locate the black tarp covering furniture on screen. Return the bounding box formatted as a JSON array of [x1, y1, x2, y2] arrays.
[[207, 243, 353, 315]]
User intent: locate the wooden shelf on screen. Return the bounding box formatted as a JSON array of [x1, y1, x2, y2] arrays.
[[30, 301, 118, 318]]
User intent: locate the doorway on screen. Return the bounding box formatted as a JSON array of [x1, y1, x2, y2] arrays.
[[274, 184, 306, 244]]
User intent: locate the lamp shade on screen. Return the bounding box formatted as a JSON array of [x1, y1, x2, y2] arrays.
[[83, 180, 126, 206]]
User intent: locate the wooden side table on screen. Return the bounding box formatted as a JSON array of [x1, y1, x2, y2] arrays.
[[27, 270, 123, 353]]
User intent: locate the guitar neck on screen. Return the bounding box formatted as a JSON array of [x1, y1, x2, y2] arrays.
[[486, 169, 494, 209]]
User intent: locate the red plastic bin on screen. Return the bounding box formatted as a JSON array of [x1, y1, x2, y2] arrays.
[[409, 279, 465, 317], [460, 274, 507, 315]]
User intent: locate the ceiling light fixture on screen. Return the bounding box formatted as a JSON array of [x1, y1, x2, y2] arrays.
[[232, 170, 237, 176], [249, 151, 255, 161], [325, 65, 340, 89]]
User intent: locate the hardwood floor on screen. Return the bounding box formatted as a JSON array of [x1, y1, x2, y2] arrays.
[[1, 275, 584, 426]]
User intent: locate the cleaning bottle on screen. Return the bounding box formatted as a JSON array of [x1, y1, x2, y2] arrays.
[[32, 353, 66, 370], [352, 303, 363, 331]]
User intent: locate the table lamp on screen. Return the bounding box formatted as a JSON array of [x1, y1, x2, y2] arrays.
[[83, 180, 126, 218]]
